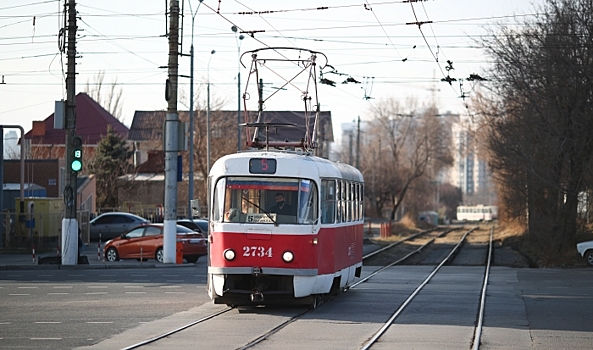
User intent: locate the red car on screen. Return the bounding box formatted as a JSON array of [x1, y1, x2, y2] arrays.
[[104, 224, 207, 263]]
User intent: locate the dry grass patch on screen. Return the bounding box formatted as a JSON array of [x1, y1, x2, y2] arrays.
[[495, 222, 593, 268]]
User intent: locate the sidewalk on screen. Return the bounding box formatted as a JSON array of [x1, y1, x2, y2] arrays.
[[0, 244, 197, 270], [1, 221, 383, 270]]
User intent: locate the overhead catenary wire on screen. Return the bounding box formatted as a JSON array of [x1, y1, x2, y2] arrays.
[[1, 0, 543, 132], [363, 0, 403, 60]]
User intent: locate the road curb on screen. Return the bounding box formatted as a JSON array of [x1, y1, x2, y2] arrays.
[[0, 263, 197, 271]]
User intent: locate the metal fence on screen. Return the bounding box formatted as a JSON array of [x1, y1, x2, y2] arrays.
[[0, 211, 90, 251], [0, 204, 206, 251]]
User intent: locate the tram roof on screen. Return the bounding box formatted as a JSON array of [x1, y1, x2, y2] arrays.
[[211, 150, 363, 183]]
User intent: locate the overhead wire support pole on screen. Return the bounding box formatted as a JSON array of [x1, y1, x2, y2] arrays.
[[62, 0, 78, 266], [207, 50, 215, 175], [163, 0, 180, 264], [237, 65, 241, 152], [232, 26, 244, 152], [356, 116, 361, 169], [186, 0, 202, 219]]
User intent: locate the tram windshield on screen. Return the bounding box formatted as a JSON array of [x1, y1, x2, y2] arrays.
[[212, 177, 318, 225]]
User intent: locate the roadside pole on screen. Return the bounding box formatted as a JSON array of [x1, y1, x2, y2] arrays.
[[163, 0, 180, 263], [62, 0, 78, 265]]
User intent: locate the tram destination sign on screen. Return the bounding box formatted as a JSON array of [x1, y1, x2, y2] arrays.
[[249, 158, 277, 174]]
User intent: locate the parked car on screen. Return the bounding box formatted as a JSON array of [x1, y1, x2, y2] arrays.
[[177, 218, 209, 235], [576, 240, 593, 266], [104, 223, 207, 263], [89, 212, 150, 241]]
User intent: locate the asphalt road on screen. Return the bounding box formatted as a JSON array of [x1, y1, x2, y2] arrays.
[[1, 239, 592, 349], [0, 262, 210, 349], [56, 266, 593, 350]]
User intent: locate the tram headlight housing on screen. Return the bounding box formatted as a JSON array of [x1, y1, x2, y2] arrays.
[[282, 251, 294, 263], [223, 249, 236, 261]]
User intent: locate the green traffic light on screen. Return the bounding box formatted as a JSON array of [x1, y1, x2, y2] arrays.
[[71, 159, 82, 172]]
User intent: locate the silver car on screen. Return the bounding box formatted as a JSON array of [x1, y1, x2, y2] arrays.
[[577, 240, 593, 266], [89, 212, 150, 241], [176, 218, 209, 235]]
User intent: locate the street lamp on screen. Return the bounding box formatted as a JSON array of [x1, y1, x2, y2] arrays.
[[232, 26, 244, 152], [187, 0, 202, 218], [207, 49, 215, 174]]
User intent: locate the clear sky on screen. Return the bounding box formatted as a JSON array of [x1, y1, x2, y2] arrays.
[[1, 0, 545, 148]]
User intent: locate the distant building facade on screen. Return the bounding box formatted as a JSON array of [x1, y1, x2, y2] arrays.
[[3, 130, 19, 159], [443, 114, 496, 205], [2, 93, 126, 215]]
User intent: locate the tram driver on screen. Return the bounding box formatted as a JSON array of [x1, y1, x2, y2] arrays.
[[268, 192, 294, 215]]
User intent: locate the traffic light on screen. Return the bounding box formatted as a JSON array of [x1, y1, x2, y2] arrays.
[[71, 136, 83, 172]]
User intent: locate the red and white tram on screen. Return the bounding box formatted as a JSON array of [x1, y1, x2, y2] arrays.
[[207, 150, 364, 306]]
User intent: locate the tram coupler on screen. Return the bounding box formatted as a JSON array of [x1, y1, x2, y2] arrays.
[[250, 289, 264, 302]]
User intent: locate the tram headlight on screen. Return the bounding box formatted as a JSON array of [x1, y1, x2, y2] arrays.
[[223, 249, 236, 261], [282, 251, 294, 263]]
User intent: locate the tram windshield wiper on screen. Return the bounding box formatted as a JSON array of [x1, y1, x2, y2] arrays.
[[241, 196, 279, 226]]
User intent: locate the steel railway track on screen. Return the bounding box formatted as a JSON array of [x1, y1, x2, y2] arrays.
[[118, 225, 493, 349]]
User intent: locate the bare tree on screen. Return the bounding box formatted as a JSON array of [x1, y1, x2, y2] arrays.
[[479, 0, 593, 257], [360, 99, 452, 219], [177, 81, 230, 205], [27, 143, 63, 160], [85, 71, 123, 120]]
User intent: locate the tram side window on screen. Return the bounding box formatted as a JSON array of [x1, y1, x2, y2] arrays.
[[346, 182, 354, 221], [359, 183, 364, 221], [336, 181, 342, 223], [345, 181, 351, 222], [354, 183, 359, 221], [350, 182, 355, 222], [212, 178, 226, 222], [297, 179, 318, 224], [359, 183, 363, 221], [321, 179, 336, 224], [338, 180, 344, 223], [352, 183, 356, 221], [349, 182, 354, 222]]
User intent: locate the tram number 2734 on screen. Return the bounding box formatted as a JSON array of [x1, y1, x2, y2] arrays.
[[243, 246, 273, 257]]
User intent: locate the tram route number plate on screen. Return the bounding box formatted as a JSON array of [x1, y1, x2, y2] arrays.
[[243, 246, 273, 257], [247, 213, 276, 223]]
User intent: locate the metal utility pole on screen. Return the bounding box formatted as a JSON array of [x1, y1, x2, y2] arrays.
[[62, 0, 78, 265], [237, 67, 241, 152], [232, 26, 244, 152], [186, 0, 202, 219], [356, 116, 361, 169], [163, 0, 180, 264], [348, 132, 353, 165], [207, 50, 215, 174], [187, 33, 195, 219]]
